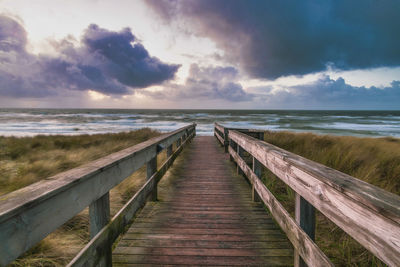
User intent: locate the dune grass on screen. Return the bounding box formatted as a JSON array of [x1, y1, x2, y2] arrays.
[[261, 131, 400, 266], [0, 128, 162, 266]]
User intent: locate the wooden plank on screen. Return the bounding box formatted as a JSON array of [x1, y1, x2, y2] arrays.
[[229, 130, 400, 266], [122, 233, 288, 242], [128, 222, 279, 230], [89, 192, 111, 266], [0, 124, 195, 266], [295, 193, 316, 267], [229, 146, 333, 267], [89, 193, 110, 239], [113, 254, 293, 266], [146, 157, 157, 201], [127, 228, 281, 235], [252, 157, 262, 202], [113, 246, 293, 257], [68, 131, 195, 266], [117, 239, 291, 249]]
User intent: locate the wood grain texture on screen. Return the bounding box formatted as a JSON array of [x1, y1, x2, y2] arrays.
[[229, 130, 400, 266], [68, 130, 195, 267], [294, 193, 316, 267], [89, 192, 111, 266], [113, 136, 293, 266], [229, 146, 333, 267], [0, 124, 195, 266]]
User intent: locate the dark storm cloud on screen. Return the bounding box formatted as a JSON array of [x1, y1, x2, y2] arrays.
[[146, 0, 400, 79], [257, 76, 400, 109], [145, 64, 253, 102], [0, 15, 179, 97]]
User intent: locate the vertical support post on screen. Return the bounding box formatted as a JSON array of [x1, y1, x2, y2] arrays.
[[167, 144, 173, 157], [229, 139, 236, 162], [251, 131, 264, 202], [177, 137, 181, 147], [89, 192, 111, 266], [294, 193, 316, 267], [252, 157, 262, 202], [237, 145, 244, 175], [224, 128, 229, 153], [147, 156, 157, 201], [258, 132, 264, 141]]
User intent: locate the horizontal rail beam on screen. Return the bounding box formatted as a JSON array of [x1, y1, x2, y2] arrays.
[[229, 146, 333, 267], [68, 130, 194, 266], [229, 130, 400, 266], [0, 123, 196, 266]]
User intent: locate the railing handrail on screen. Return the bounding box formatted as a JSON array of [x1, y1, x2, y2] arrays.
[[0, 123, 196, 266], [214, 122, 400, 267]]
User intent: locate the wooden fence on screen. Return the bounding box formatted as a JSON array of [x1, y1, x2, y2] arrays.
[[0, 123, 196, 267], [214, 122, 400, 267]]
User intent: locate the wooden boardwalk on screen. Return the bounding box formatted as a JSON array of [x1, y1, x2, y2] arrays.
[[112, 136, 293, 266], [2, 124, 399, 266]]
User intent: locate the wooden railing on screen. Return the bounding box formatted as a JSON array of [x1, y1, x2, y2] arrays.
[[0, 123, 196, 267], [214, 122, 400, 267]]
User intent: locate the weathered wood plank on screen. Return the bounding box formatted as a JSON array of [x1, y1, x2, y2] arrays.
[[294, 193, 316, 267], [113, 137, 293, 266], [67, 131, 195, 267], [89, 192, 111, 266], [113, 246, 293, 257], [252, 156, 262, 202], [117, 239, 291, 249], [229, 146, 333, 267], [146, 157, 157, 201], [229, 130, 400, 266], [0, 124, 195, 266], [113, 254, 293, 266]]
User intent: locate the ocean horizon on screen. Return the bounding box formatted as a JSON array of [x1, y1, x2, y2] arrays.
[[1, 108, 400, 138]]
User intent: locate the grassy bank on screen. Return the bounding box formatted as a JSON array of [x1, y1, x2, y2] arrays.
[[261, 131, 400, 266], [0, 128, 162, 266]]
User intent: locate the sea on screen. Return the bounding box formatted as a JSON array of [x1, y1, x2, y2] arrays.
[[0, 109, 399, 138]]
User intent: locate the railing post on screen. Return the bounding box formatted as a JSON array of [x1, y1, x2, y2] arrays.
[[252, 157, 262, 202], [251, 131, 264, 202], [294, 193, 316, 267], [167, 144, 173, 157], [258, 132, 264, 141], [147, 156, 157, 201], [89, 192, 111, 266], [224, 128, 229, 153], [177, 137, 181, 147], [237, 145, 244, 176]]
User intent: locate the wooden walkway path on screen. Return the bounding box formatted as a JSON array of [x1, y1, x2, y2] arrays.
[[112, 136, 293, 266], [3, 124, 399, 266]]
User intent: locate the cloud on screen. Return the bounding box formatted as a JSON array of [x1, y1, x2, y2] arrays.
[[0, 15, 179, 98], [255, 75, 400, 109], [146, 0, 400, 79], [145, 64, 253, 102]]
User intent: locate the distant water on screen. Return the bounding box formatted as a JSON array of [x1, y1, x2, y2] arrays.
[[0, 109, 399, 138]]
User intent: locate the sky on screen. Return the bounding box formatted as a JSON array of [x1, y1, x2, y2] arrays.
[[0, 0, 399, 109]]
